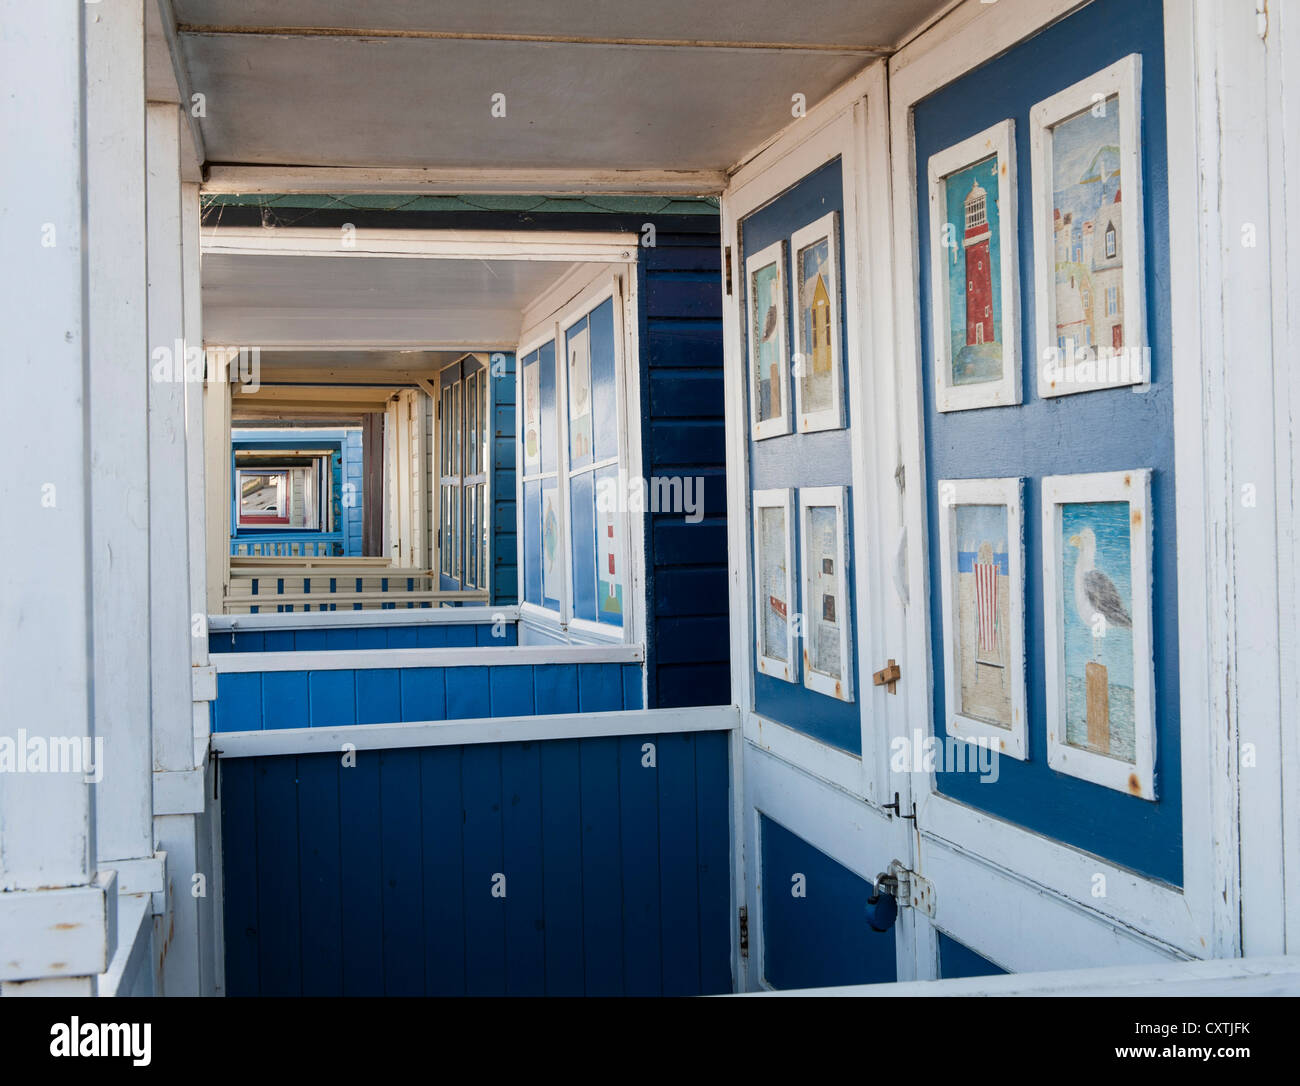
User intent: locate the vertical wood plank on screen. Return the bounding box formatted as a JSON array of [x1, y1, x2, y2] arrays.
[[490, 665, 535, 716], [657, 731, 701, 995], [579, 737, 625, 995], [420, 746, 466, 995], [261, 671, 308, 730], [296, 753, 342, 996], [578, 662, 623, 712], [400, 667, 446, 721], [540, 739, 585, 994], [501, 741, 546, 995], [694, 730, 733, 994], [356, 667, 401, 725], [619, 735, 663, 995], [254, 757, 301, 995], [220, 759, 260, 995], [379, 749, 425, 994], [446, 665, 490, 719], [461, 744, 507, 995], [309, 670, 356, 727], [338, 749, 383, 994]]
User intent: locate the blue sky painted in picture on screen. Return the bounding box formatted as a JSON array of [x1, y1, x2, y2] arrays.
[[1062, 500, 1134, 689], [1052, 99, 1122, 228], [955, 504, 1009, 575]]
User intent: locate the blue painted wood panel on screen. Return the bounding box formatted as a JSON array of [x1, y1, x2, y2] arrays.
[[741, 160, 861, 756], [937, 932, 1007, 980], [636, 233, 729, 713], [913, 0, 1181, 885], [492, 352, 518, 605], [759, 815, 897, 989], [221, 729, 733, 996], [213, 660, 643, 731], [210, 622, 516, 654]]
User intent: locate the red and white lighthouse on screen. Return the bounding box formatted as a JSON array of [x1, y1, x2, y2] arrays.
[[963, 179, 994, 346]]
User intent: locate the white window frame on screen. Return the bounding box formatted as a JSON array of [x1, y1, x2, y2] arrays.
[[516, 262, 645, 648]]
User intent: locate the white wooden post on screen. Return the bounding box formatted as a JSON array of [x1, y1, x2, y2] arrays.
[[204, 358, 232, 613], [86, 0, 155, 884], [0, 0, 115, 994], [148, 103, 208, 994]]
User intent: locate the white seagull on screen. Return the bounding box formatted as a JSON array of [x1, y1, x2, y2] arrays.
[[1069, 527, 1131, 652]]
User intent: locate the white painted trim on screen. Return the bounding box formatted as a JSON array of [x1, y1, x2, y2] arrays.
[[927, 119, 1022, 411], [798, 485, 854, 702], [789, 212, 846, 432], [210, 643, 644, 674], [208, 604, 519, 631], [0, 872, 118, 982], [201, 225, 640, 263], [752, 488, 797, 683], [744, 240, 791, 441], [1041, 469, 1155, 799], [213, 705, 740, 759], [936, 477, 1027, 760], [203, 166, 729, 197], [97, 892, 154, 998], [1030, 54, 1148, 397]]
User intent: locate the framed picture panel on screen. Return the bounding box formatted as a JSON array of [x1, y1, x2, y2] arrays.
[[789, 212, 844, 432], [798, 486, 853, 702], [927, 119, 1022, 412], [936, 477, 1028, 759], [1031, 54, 1147, 398], [753, 488, 797, 682], [1041, 469, 1155, 799], [746, 240, 790, 440]]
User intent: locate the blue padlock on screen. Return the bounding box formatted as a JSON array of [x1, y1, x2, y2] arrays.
[[865, 875, 898, 933]]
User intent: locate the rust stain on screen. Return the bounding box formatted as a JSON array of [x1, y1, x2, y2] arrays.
[[834, 680, 842, 698], [51, 962, 67, 971], [51, 922, 80, 931], [1131, 509, 1142, 525], [1127, 772, 1142, 795], [1123, 473, 1132, 486]]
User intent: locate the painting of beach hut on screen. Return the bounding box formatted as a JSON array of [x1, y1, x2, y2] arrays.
[[752, 488, 796, 681], [790, 212, 843, 431], [955, 504, 1012, 727], [746, 241, 789, 439]]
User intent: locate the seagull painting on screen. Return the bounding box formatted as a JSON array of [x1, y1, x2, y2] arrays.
[[1069, 526, 1131, 657]]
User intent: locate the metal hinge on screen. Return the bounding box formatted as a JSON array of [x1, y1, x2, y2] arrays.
[[875, 859, 936, 919], [724, 245, 733, 296], [738, 905, 749, 958]]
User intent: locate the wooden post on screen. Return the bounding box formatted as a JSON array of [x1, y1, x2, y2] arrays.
[[1086, 661, 1110, 752]]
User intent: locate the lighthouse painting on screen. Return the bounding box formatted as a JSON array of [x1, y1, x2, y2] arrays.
[[927, 119, 1021, 412], [945, 156, 1003, 385]]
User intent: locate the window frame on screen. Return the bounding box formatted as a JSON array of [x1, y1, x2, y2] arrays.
[[516, 265, 642, 646]]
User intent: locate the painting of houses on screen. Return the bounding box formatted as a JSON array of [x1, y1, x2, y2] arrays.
[[1051, 97, 1125, 360], [797, 237, 834, 413]]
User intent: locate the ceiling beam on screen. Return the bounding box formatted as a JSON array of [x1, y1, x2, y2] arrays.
[[202, 164, 727, 196], [154, 0, 207, 176], [177, 24, 892, 56]]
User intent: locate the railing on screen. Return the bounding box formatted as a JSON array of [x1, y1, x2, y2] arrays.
[[230, 531, 344, 557], [223, 561, 489, 613]]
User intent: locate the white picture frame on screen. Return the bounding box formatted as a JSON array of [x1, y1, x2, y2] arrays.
[[789, 212, 845, 432], [752, 488, 797, 683], [927, 119, 1022, 412], [798, 485, 853, 702], [1041, 469, 1155, 800], [745, 240, 790, 440], [1030, 54, 1147, 398], [936, 477, 1027, 760]]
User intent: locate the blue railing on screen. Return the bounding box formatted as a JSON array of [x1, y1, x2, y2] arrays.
[[230, 532, 344, 557]]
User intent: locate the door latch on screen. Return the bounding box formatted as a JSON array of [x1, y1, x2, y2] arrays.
[[866, 859, 936, 931], [873, 659, 901, 694]]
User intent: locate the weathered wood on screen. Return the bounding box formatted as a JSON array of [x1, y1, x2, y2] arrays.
[[1085, 661, 1110, 752]]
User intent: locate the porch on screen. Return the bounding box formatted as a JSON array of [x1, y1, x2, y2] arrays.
[[2, 0, 1298, 1001]]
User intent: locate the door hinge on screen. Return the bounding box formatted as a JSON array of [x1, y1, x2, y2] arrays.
[[724, 245, 733, 297], [738, 904, 749, 958], [874, 859, 936, 919]]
